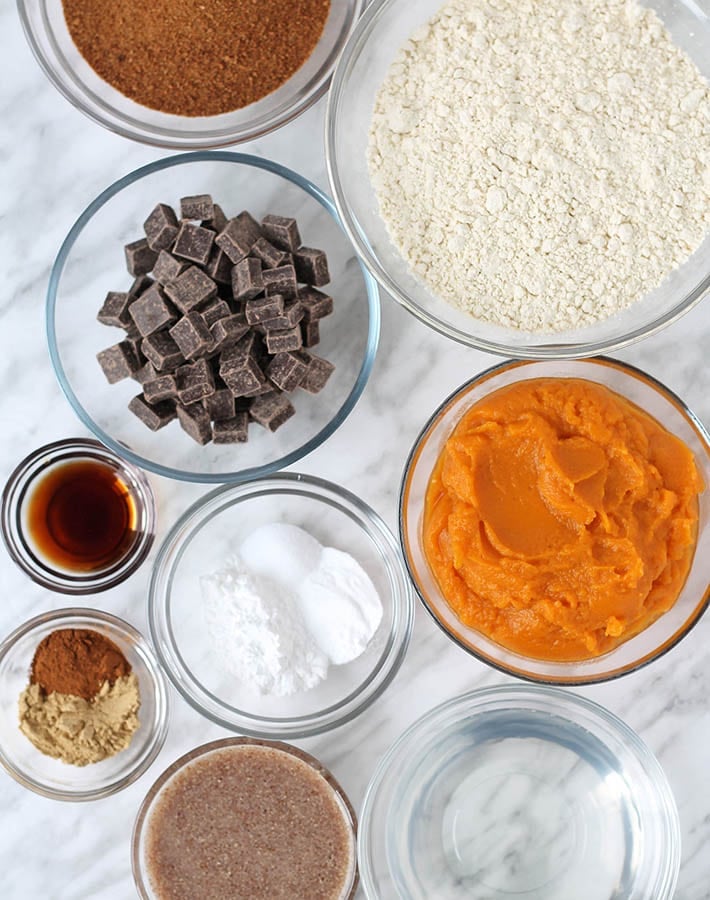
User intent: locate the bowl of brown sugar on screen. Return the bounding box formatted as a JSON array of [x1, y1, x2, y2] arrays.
[[17, 0, 363, 147]]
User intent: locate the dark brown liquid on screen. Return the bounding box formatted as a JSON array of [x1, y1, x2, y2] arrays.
[[26, 460, 137, 572]]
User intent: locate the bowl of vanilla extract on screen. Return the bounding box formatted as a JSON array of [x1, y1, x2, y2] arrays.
[[1, 438, 155, 594]]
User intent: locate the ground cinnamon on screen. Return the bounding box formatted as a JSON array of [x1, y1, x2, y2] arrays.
[[30, 628, 131, 701], [61, 0, 331, 117]]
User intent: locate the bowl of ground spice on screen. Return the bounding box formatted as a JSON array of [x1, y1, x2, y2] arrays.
[[18, 0, 363, 147], [0, 608, 169, 800], [326, 0, 710, 357]]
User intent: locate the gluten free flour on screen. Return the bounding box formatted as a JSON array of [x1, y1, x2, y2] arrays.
[[368, 0, 710, 332]]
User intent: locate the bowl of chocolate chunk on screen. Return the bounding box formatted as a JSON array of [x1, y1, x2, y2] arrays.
[[47, 152, 380, 483], [18, 0, 363, 147], [0, 608, 169, 801]]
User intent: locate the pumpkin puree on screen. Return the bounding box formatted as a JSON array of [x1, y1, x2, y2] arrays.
[[423, 378, 703, 660]]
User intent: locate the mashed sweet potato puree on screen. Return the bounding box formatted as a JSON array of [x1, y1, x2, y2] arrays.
[[423, 378, 703, 660]]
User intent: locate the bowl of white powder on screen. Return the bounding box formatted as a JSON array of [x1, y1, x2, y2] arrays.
[[326, 0, 710, 357], [148, 473, 414, 738]]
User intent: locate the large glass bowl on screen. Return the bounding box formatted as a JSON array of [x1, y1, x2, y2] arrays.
[[359, 685, 681, 900], [148, 473, 414, 738], [18, 0, 363, 148], [400, 357, 710, 684], [326, 0, 710, 358], [47, 152, 380, 483]]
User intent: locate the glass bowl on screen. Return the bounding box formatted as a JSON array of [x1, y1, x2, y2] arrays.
[[400, 357, 710, 684], [132, 737, 358, 899], [359, 685, 680, 900], [47, 152, 380, 483], [1, 438, 155, 594], [18, 0, 363, 148], [148, 473, 414, 738], [325, 0, 710, 358], [0, 608, 169, 801]]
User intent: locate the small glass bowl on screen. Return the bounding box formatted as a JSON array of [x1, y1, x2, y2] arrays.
[[0, 608, 169, 801], [359, 685, 680, 900], [1, 438, 155, 594], [326, 0, 710, 358], [400, 357, 710, 684], [148, 473, 414, 738], [18, 0, 364, 148], [132, 737, 358, 899], [47, 152, 380, 484]]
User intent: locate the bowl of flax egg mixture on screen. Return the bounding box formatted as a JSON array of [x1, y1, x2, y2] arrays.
[[400, 357, 710, 684], [327, 0, 710, 357]]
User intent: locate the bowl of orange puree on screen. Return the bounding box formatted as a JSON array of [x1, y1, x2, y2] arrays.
[[400, 358, 710, 684]]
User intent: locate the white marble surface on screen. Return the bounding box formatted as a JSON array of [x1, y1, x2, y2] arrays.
[[1, 3, 709, 898]]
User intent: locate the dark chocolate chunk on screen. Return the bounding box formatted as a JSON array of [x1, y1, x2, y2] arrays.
[[249, 391, 295, 432], [298, 286, 334, 320], [202, 203, 228, 233], [170, 311, 215, 359], [204, 247, 233, 284], [144, 203, 179, 252], [125, 238, 159, 277], [220, 358, 265, 397], [262, 264, 298, 301], [133, 360, 159, 385], [172, 222, 215, 266], [265, 325, 303, 354], [201, 299, 231, 328], [165, 266, 218, 313], [124, 327, 146, 364], [177, 402, 212, 445], [232, 257, 264, 301], [215, 211, 262, 263], [129, 284, 177, 336], [245, 294, 284, 325], [262, 300, 303, 331], [294, 247, 330, 287], [128, 274, 154, 299], [213, 412, 249, 443], [128, 394, 176, 431], [141, 331, 185, 371], [210, 315, 249, 350], [266, 351, 308, 392], [97, 291, 131, 328], [177, 358, 216, 405], [250, 237, 289, 269], [203, 389, 236, 422], [97, 341, 140, 384], [300, 354, 335, 393], [219, 331, 257, 373], [180, 194, 214, 221], [143, 373, 178, 403], [302, 319, 320, 348], [261, 214, 301, 252], [153, 250, 187, 285]]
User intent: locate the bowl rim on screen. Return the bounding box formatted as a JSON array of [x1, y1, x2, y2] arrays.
[[131, 736, 359, 899], [398, 355, 710, 685], [17, 0, 365, 149], [46, 150, 381, 484], [0, 606, 170, 802], [324, 0, 710, 359], [148, 471, 415, 738], [358, 683, 681, 900]]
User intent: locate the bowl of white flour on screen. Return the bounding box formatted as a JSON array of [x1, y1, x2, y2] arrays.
[[326, 0, 710, 357]]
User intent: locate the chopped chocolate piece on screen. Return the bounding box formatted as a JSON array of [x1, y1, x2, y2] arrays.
[[124, 327, 146, 363], [177, 402, 212, 445], [97, 291, 131, 328], [221, 358, 265, 397], [298, 286, 334, 320], [128, 274, 154, 299], [172, 222, 215, 266], [128, 394, 176, 431], [300, 354, 335, 393], [265, 325, 303, 354], [201, 299, 231, 328], [213, 412, 249, 443], [129, 284, 177, 336], [143, 373, 178, 403], [180, 194, 214, 221], [141, 331, 185, 371], [262, 264, 298, 300], [215, 211, 261, 263], [250, 237, 289, 269], [210, 315, 249, 350], [144, 203, 179, 252], [204, 246, 233, 284], [133, 360, 159, 385], [125, 238, 159, 277], [165, 266, 218, 313], [262, 300, 303, 331], [219, 331, 257, 372], [266, 351, 308, 392], [245, 294, 284, 324], [294, 247, 330, 287], [202, 203, 228, 233], [203, 389, 236, 422], [261, 214, 301, 252], [232, 257, 264, 301], [250, 391, 295, 432], [302, 319, 320, 348], [153, 250, 187, 285], [170, 311, 215, 359], [97, 341, 140, 384], [177, 358, 216, 405]]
